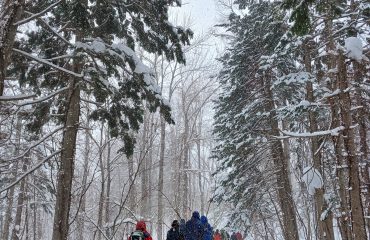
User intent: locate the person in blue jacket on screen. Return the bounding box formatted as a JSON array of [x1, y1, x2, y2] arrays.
[[200, 216, 212, 240], [179, 219, 186, 236], [185, 211, 203, 240]]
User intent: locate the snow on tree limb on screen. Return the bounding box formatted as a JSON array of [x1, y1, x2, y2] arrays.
[[344, 37, 363, 62], [13, 0, 62, 26], [278, 126, 345, 138], [12, 48, 84, 78], [0, 87, 68, 104], [0, 93, 36, 101], [15, 87, 69, 107], [35, 16, 72, 46], [8, 127, 64, 162], [0, 150, 62, 193]]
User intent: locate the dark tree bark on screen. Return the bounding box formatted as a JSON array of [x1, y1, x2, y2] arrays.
[[51, 69, 81, 240], [337, 52, 367, 239], [10, 159, 28, 240], [263, 74, 299, 240], [0, 0, 24, 96]]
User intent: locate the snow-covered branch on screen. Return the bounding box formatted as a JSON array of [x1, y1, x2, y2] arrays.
[[0, 93, 36, 101], [8, 127, 64, 161], [16, 87, 69, 106], [0, 150, 62, 193], [36, 16, 71, 46], [13, 48, 83, 78], [278, 126, 345, 138], [13, 0, 62, 26]]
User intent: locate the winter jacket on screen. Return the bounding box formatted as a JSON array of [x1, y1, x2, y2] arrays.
[[167, 226, 185, 240], [200, 216, 212, 240], [230, 233, 237, 240], [185, 211, 203, 240], [220, 230, 229, 240], [235, 232, 242, 240], [179, 219, 186, 236], [213, 232, 222, 240], [128, 221, 153, 240]]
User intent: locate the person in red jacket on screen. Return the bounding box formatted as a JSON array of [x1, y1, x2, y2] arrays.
[[213, 229, 222, 240], [128, 220, 153, 240], [235, 232, 242, 240]]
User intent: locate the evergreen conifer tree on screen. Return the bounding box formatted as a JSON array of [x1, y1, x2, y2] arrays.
[[4, 1, 192, 239]]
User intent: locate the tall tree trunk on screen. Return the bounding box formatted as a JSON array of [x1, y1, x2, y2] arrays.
[[324, 16, 352, 240], [140, 112, 149, 217], [147, 114, 154, 218], [263, 74, 299, 240], [32, 175, 39, 240], [128, 155, 137, 212], [77, 113, 91, 240], [33, 181, 37, 240], [337, 52, 367, 239], [175, 129, 183, 217], [157, 117, 166, 240], [304, 41, 334, 239], [51, 64, 81, 240], [105, 129, 112, 238], [348, 1, 370, 233], [0, 0, 24, 96], [352, 45, 370, 237], [197, 120, 204, 214], [95, 125, 105, 240], [24, 197, 29, 240], [37, 197, 43, 239], [182, 114, 190, 218], [332, 113, 351, 240], [11, 159, 28, 240], [2, 116, 22, 240]]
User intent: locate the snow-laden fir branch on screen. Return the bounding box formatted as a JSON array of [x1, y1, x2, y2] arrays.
[[16, 87, 69, 106], [36, 16, 71, 46], [13, 0, 62, 26], [1, 87, 67, 105], [278, 126, 345, 138], [0, 150, 62, 193], [12, 48, 83, 78]]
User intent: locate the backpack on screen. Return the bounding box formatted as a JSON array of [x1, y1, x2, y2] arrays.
[[131, 230, 145, 240]]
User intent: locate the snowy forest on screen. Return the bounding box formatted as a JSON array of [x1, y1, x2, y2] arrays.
[[0, 0, 369, 240]]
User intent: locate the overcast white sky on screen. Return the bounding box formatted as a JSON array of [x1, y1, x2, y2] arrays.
[[170, 0, 219, 34]]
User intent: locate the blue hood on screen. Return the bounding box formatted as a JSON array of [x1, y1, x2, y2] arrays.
[[200, 216, 208, 224], [192, 211, 200, 219]]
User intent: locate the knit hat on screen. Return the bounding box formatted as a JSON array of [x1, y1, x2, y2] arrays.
[[172, 220, 179, 228], [192, 211, 200, 219]]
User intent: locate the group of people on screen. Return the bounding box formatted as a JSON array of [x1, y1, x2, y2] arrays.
[[128, 211, 242, 240], [166, 211, 213, 240], [213, 230, 243, 240]]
